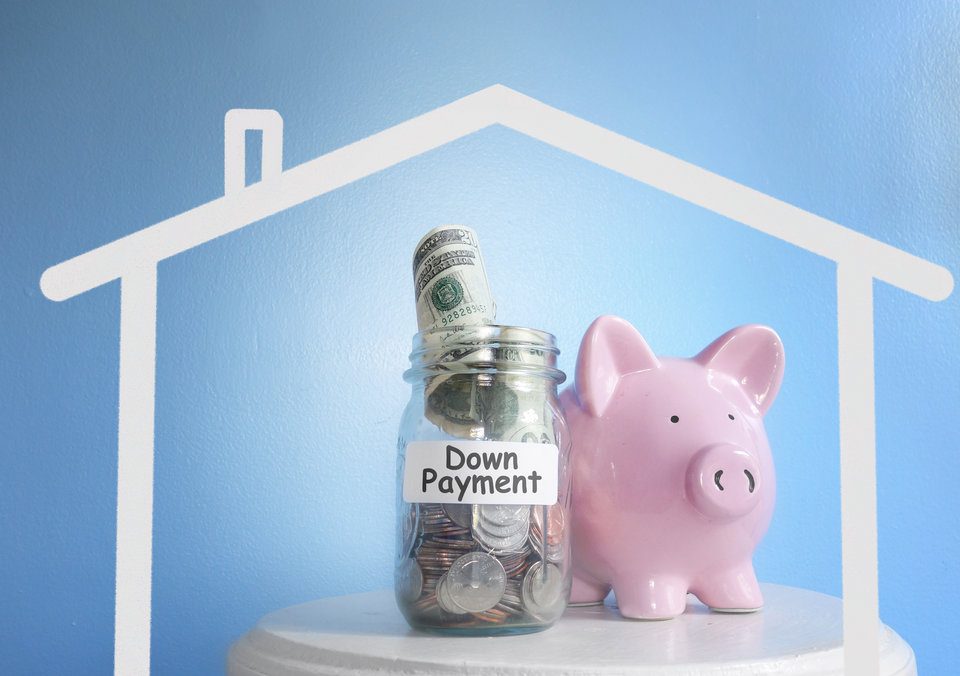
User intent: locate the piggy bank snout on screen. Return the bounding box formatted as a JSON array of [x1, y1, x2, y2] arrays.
[[686, 444, 762, 520]]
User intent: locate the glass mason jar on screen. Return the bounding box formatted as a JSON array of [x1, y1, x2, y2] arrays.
[[395, 325, 571, 635]]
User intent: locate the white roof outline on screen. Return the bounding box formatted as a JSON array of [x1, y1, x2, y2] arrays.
[[40, 84, 953, 302], [37, 83, 948, 676]]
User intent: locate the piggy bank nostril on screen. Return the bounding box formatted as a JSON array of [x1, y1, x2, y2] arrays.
[[714, 470, 724, 491], [744, 469, 756, 493]]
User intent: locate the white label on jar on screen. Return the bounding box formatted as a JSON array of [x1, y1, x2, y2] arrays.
[[403, 440, 558, 505]]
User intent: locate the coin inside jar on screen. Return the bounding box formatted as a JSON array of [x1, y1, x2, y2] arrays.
[[443, 503, 475, 529], [475, 529, 529, 554], [522, 561, 564, 620], [530, 503, 565, 563], [474, 504, 530, 553], [477, 514, 528, 538], [397, 558, 424, 603], [435, 573, 463, 614], [479, 504, 528, 527], [399, 503, 419, 559], [444, 552, 507, 613]]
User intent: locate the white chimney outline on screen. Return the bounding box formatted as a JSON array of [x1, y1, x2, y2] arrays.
[[39, 85, 954, 676]]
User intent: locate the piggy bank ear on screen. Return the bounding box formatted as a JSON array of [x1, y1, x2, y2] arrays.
[[575, 316, 660, 418], [696, 325, 785, 416]]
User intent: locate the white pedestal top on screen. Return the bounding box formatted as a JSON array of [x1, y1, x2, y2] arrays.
[[227, 584, 915, 675]]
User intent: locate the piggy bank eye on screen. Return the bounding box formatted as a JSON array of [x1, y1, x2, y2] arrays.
[[728, 414, 735, 420], [670, 415, 679, 423]]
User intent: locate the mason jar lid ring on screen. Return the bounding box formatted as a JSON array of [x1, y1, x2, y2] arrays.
[[404, 324, 565, 384]]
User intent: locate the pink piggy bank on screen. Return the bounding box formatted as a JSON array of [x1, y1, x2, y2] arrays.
[[561, 316, 785, 619]]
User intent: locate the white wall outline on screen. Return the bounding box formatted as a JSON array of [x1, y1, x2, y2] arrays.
[[39, 84, 953, 676]]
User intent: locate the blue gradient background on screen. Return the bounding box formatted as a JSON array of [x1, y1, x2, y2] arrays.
[[2, 2, 958, 674]]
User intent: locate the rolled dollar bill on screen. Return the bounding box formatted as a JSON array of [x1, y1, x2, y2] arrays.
[[412, 226, 556, 442], [414, 225, 496, 437], [413, 225, 496, 333]]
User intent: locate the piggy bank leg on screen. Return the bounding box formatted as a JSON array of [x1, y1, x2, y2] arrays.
[[692, 563, 764, 613], [569, 572, 611, 606], [613, 575, 687, 620]]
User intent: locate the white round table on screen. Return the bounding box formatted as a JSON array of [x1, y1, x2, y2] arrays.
[[227, 584, 915, 675]]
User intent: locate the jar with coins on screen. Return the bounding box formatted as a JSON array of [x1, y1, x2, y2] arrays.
[[395, 324, 571, 635]]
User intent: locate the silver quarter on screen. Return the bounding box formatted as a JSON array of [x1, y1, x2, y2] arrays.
[[435, 573, 455, 613], [443, 503, 475, 529], [477, 512, 529, 538], [436, 573, 468, 615], [475, 521, 529, 554], [399, 503, 419, 559], [445, 552, 507, 613], [397, 558, 424, 603], [479, 504, 528, 528], [522, 561, 564, 620]]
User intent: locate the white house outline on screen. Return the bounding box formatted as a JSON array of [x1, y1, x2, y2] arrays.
[[39, 84, 954, 676]]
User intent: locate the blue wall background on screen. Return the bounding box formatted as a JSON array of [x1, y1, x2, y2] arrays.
[[2, 1, 958, 674]]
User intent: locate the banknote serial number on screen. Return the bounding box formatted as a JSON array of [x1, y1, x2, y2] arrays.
[[440, 303, 488, 326]]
